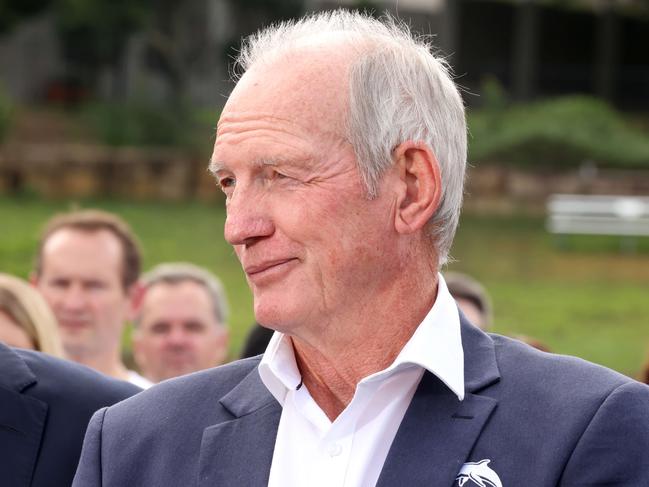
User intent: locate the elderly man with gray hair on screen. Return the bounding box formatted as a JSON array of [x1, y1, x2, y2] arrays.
[[132, 262, 229, 383], [75, 10, 649, 486]]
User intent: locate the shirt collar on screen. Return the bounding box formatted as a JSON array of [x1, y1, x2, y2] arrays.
[[258, 273, 465, 404], [258, 328, 301, 404]]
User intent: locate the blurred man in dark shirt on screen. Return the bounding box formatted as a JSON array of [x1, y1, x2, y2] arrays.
[[0, 342, 139, 486]]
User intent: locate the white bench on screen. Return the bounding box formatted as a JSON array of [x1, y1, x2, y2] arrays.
[[546, 194, 649, 239]]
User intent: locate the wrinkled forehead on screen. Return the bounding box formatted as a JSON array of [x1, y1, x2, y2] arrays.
[[218, 41, 359, 136]]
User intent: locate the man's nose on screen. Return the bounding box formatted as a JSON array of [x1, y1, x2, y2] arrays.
[[165, 328, 188, 346], [223, 188, 274, 246], [61, 285, 87, 310]]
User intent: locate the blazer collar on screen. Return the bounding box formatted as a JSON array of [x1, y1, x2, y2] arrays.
[[0, 343, 38, 393], [198, 362, 281, 486], [459, 312, 501, 393], [0, 344, 48, 487], [377, 314, 501, 487], [219, 358, 278, 417]]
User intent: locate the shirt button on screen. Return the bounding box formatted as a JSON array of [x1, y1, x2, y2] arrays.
[[328, 443, 343, 457]]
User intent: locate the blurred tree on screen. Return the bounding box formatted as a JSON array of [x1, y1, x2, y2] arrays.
[[232, 0, 303, 21], [142, 0, 211, 104], [0, 82, 13, 142], [0, 0, 53, 33], [54, 0, 150, 99], [226, 0, 304, 77]]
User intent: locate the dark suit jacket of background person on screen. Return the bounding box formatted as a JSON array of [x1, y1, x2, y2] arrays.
[[0, 342, 140, 487], [73, 315, 649, 487]]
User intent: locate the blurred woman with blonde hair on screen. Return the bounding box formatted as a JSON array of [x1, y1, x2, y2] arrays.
[[0, 272, 64, 357]]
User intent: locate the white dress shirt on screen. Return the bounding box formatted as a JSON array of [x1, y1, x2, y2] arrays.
[[258, 273, 464, 487], [127, 370, 153, 389]]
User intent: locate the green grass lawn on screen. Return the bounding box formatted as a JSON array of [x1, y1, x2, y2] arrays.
[[1, 195, 648, 377], [450, 214, 649, 377]]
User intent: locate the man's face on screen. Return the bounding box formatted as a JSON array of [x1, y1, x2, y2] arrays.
[[132, 280, 228, 382], [34, 228, 133, 359], [211, 51, 403, 338]]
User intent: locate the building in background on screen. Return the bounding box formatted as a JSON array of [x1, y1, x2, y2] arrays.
[[0, 0, 647, 109]]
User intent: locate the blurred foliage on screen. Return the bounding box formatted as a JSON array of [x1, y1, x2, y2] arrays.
[[469, 90, 649, 168], [353, 0, 380, 15], [0, 0, 150, 94], [55, 0, 150, 81], [80, 96, 216, 150], [224, 0, 303, 77], [0, 0, 53, 33], [0, 83, 13, 142], [480, 75, 508, 114], [234, 0, 302, 16]]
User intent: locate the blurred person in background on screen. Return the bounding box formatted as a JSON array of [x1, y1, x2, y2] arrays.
[[444, 271, 493, 330], [445, 272, 551, 352], [133, 262, 229, 383], [0, 272, 64, 356], [240, 322, 274, 359], [512, 334, 552, 353], [32, 209, 152, 389], [0, 341, 140, 487], [640, 351, 649, 385]]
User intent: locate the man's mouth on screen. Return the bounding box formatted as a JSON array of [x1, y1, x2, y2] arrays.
[[59, 319, 91, 331], [244, 258, 298, 283]]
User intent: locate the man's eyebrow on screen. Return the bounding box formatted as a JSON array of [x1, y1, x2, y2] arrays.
[[208, 158, 224, 174], [258, 158, 280, 168], [208, 157, 282, 174], [207, 159, 223, 174]]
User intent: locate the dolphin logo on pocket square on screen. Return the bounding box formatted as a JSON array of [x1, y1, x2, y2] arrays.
[[455, 459, 502, 487]]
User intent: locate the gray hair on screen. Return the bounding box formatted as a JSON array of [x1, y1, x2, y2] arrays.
[[235, 10, 467, 266], [138, 262, 229, 325]]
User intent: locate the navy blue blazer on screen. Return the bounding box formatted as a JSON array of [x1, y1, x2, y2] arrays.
[[74, 318, 649, 486], [0, 343, 140, 487]]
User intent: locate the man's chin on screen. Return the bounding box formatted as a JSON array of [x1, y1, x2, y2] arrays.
[[253, 299, 301, 330], [59, 322, 93, 341], [62, 340, 94, 359]]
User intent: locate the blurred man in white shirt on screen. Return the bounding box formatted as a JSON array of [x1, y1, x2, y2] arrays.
[[33, 210, 152, 389]]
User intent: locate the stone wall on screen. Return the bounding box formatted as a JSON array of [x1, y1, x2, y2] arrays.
[[464, 164, 649, 214], [0, 143, 221, 202], [1, 144, 647, 210]]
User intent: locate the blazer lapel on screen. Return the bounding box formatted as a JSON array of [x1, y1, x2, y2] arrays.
[[377, 316, 501, 487], [0, 345, 48, 487], [198, 366, 281, 486]]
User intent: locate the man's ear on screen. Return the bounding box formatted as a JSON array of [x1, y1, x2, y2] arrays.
[[131, 332, 144, 368], [29, 273, 39, 287], [127, 281, 146, 321], [392, 141, 442, 234], [215, 327, 230, 365]]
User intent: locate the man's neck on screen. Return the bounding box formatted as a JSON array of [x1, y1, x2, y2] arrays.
[[292, 273, 439, 421], [65, 348, 130, 381]]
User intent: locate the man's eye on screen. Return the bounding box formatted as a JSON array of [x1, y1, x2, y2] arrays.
[[85, 282, 106, 291], [150, 323, 170, 334], [219, 177, 235, 190], [270, 169, 292, 182]]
